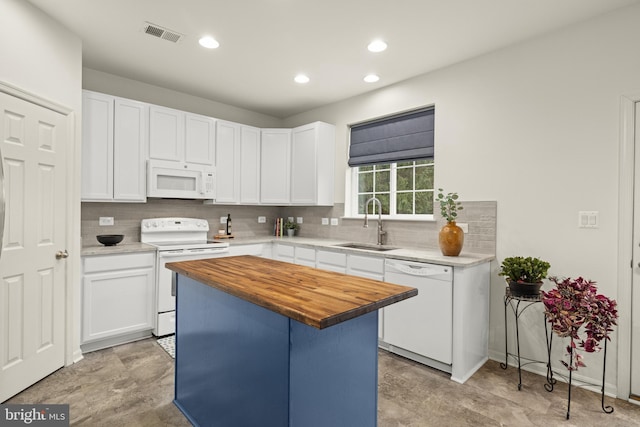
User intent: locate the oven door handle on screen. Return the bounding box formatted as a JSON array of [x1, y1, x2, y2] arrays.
[[159, 248, 228, 258]]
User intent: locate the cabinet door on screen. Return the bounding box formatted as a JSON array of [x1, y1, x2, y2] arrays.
[[185, 113, 215, 166], [240, 125, 261, 204], [261, 129, 291, 204], [82, 266, 154, 343], [113, 97, 147, 202], [81, 91, 114, 201], [149, 105, 184, 161], [291, 122, 335, 206], [215, 120, 241, 203]]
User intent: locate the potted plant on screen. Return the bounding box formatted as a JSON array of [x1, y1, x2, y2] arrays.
[[499, 256, 551, 297], [284, 220, 299, 237], [542, 277, 618, 371], [435, 188, 464, 256]]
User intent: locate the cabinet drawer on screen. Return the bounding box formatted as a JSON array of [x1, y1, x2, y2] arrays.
[[274, 244, 295, 259], [295, 247, 316, 264], [317, 250, 347, 267], [348, 254, 384, 275], [83, 252, 155, 274]]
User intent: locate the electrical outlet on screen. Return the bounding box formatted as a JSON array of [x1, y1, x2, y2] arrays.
[[258, 216, 266, 223], [288, 217, 294, 222], [220, 216, 227, 224], [99, 217, 114, 226], [296, 217, 303, 224], [458, 223, 469, 233], [321, 218, 329, 225], [330, 218, 339, 226]]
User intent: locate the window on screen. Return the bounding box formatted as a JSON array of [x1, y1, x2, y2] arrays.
[[354, 159, 434, 217], [349, 108, 435, 218]]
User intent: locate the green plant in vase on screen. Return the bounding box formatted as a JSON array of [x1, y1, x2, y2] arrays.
[[499, 256, 551, 297], [435, 188, 464, 256]]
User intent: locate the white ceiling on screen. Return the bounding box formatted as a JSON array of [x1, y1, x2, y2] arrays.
[[27, 0, 639, 118]]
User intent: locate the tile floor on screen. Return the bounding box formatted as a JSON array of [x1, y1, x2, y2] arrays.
[[6, 338, 640, 426]]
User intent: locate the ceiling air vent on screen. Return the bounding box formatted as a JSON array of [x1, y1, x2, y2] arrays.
[[143, 22, 183, 43]]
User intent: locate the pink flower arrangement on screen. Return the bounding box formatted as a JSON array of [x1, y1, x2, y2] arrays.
[[541, 277, 618, 371]]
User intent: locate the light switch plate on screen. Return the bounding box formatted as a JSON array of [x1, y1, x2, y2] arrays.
[[296, 217, 303, 224], [330, 218, 339, 226], [258, 216, 266, 223], [457, 223, 469, 233], [99, 217, 114, 226], [578, 211, 598, 228], [220, 216, 227, 224], [321, 218, 329, 225], [288, 217, 294, 222]]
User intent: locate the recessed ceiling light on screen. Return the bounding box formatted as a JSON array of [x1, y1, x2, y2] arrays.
[[367, 40, 387, 53], [364, 74, 380, 83], [294, 74, 310, 84], [199, 36, 219, 49]]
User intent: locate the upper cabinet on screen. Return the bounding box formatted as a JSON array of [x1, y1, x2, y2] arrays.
[[149, 105, 215, 166], [291, 122, 335, 206], [261, 129, 291, 204], [240, 125, 261, 204], [81, 90, 147, 202], [214, 120, 241, 203]]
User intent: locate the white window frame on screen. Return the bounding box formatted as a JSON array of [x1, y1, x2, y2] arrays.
[[345, 161, 435, 221]]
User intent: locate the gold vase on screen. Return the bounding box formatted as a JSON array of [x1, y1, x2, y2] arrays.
[[439, 221, 464, 256]]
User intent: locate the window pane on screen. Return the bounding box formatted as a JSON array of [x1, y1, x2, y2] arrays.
[[358, 194, 370, 214], [359, 165, 374, 172], [415, 165, 434, 190], [375, 170, 390, 191], [359, 172, 373, 192], [397, 192, 413, 214], [378, 193, 390, 214], [397, 161, 413, 168], [397, 167, 414, 191], [415, 191, 433, 214], [376, 163, 391, 171], [416, 158, 433, 166]]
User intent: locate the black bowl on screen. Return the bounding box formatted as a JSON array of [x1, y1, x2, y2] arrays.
[[96, 234, 124, 246]]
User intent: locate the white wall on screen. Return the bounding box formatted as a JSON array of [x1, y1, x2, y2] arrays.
[[83, 68, 283, 128], [284, 4, 640, 391], [0, 0, 83, 362]]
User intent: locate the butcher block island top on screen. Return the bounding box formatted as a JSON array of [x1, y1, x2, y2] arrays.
[[166, 255, 417, 329]]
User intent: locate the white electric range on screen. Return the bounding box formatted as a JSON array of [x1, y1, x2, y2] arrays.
[[141, 217, 229, 336]]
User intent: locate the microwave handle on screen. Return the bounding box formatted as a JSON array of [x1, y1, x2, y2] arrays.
[[200, 171, 206, 195]]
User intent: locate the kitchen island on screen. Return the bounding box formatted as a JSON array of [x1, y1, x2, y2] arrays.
[[166, 255, 417, 427]]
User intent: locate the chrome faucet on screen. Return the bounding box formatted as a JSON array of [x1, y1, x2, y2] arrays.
[[364, 197, 386, 245]]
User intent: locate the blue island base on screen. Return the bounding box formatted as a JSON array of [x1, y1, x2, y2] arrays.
[[174, 275, 379, 427]]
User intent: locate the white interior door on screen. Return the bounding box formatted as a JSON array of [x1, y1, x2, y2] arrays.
[[632, 102, 640, 400], [0, 91, 67, 402]]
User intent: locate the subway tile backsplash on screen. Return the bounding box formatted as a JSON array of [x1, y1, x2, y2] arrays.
[[82, 199, 496, 255]]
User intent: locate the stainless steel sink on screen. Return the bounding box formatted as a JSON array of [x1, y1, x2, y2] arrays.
[[333, 242, 398, 252]]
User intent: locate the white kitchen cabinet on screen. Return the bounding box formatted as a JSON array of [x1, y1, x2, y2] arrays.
[[240, 125, 261, 203], [81, 252, 155, 352], [316, 249, 347, 273], [81, 90, 147, 202], [213, 121, 259, 204], [260, 128, 291, 204], [215, 120, 241, 203], [185, 112, 216, 166], [227, 243, 270, 258], [149, 104, 184, 162], [291, 122, 335, 206], [347, 254, 385, 340], [272, 243, 295, 262], [294, 246, 316, 267], [149, 105, 215, 166]]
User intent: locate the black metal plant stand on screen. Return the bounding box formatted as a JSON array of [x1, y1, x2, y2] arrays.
[[501, 289, 555, 391], [501, 287, 614, 420]]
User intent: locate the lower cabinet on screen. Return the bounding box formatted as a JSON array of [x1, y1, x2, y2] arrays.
[[316, 249, 347, 273], [346, 254, 384, 340], [81, 252, 155, 352]]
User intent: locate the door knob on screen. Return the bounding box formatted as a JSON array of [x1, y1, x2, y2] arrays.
[[56, 250, 69, 259]]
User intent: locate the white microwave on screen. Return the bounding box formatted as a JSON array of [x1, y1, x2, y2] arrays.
[[147, 160, 216, 199]]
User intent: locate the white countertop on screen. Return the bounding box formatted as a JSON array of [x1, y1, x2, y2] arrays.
[[81, 236, 494, 267]]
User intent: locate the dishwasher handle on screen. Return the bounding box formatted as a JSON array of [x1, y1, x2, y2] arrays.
[[385, 260, 450, 277]]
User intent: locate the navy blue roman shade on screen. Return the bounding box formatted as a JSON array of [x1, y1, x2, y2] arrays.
[[348, 108, 434, 167]]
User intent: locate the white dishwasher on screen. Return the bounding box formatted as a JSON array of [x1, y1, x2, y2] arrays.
[[383, 259, 453, 367]]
